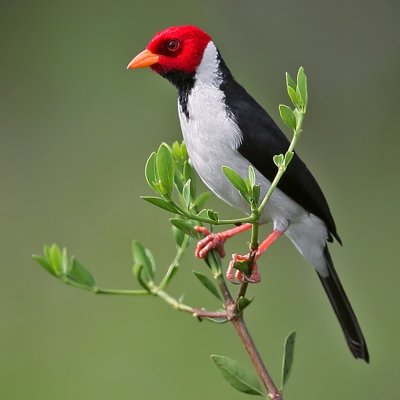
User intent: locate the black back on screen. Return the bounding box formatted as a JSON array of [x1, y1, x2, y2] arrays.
[[218, 57, 341, 243]]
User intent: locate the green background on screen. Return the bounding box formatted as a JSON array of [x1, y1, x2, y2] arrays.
[[1, 1, 399, 399]]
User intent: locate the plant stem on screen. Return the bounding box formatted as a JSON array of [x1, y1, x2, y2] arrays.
[[212, 255, 282, 399], [94, 288, 150, 295], [232, 315, 282, 399], [159, 235, 189, 289], [258, 112, 304, 216]]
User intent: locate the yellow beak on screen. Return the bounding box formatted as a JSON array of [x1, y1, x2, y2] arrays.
[[127, 49, 160, 69]]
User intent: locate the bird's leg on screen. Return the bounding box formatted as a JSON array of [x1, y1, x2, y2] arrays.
[[194, 223, 252, 259], [227, 229, 284, 284]]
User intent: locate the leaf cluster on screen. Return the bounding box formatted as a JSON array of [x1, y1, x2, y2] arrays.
[[33, 244, 95, 289]]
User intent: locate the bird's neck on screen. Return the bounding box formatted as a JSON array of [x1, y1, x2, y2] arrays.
[[162, 42, 233, 119]]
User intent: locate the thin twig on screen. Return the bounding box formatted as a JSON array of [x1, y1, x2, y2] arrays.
[[232, 315, 283, 399]]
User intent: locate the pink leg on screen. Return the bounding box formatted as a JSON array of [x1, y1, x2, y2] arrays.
[[227, 229, 284, 283], [194, 223, 252, 259], [255, 230, 284, 259]]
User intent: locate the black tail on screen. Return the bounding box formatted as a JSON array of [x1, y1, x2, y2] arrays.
[[317, 247, 369, 362]]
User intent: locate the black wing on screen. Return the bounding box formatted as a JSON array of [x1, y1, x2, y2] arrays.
[[220, 73, 341, 243]]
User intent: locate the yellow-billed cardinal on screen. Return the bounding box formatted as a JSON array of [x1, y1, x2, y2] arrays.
[[127, 25, 369, 362]]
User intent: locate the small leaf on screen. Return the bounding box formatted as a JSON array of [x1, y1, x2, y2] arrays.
[[237, 296, 254, 312], [141, 196, 180, 214], [252, 184, 261, 204], [132, 241, 155, 280], [33, 255, 58, 277], [207, 209, 219, 222], [273, 154, 285, 168], [68, 257, 95, 287], [161, 265, 179, 288], [156, 144, 175, 197], [211, 355, 264, 396], [193, 271, 222, 300], [284, 151, 294, 167], [183, 161, 197, 198], [233, 259, 251, 275], [206, 317, 228, 324], [248, 165, 256, 187], [145, 152, 159, 192], [48, 244, 62, 275], [172, 225, 187, 248], [61, 247, 68, 275], [171, 141, 181, 161], [195, 192, 210, 209], [182, 179, 191, 209], [279, 105, 296, 129], [286, 72, 296, 90], [170, 218, 197, 237], [223, 166, 249, 202], [296, 67, 308, 109], [132, 264, 150, 291], [287, 86, 300, 108], [281, 331, 296, 389]]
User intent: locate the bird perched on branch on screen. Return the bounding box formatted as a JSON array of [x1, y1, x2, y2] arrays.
[[127, 25, 369, 362]]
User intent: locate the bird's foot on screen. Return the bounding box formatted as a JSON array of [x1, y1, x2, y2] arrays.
[[226, 253, 261, 284], [194, 226, 226, 258]]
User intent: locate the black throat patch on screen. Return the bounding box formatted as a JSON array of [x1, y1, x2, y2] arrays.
[[160, 70, 195, 119]]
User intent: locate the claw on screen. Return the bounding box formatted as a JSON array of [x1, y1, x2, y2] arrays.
[[226, 253, 261, 284], [194, 226, 226, 258]]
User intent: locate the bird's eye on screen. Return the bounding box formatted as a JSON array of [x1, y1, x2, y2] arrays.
[[167, 39, 180, 52]]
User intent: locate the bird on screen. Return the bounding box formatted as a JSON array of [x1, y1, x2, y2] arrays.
[[127, 25, 369, 362]]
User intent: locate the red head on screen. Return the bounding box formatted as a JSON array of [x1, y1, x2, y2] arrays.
[[127, 26, 212, 75]]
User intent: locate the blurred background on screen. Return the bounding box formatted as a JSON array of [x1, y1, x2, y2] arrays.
[[1, 0, 399, 398]]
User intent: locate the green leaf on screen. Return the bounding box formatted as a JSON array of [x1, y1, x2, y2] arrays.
[[172, 141, 188, 163], [252, 184, 261, 204], [207, 209, 219, 222], [232, 259, 251, 275], [284, 151, 294, 167], [132, 264, 150, 291], [279, 105, 296, 130], [206, 317, 228, 324], [160, 265, 179, 288], [33, 255, 58, 277], [132, 241, 155, 280], [286, 72, 296, 90], [61, 247, 68, 275], [237, 296, 254, 312], [172, 225, 187, 248], [248, 165, 256, 187], [211, 355, 264, 396], [156, 144, 175, 197], [296, 67, 308, 109], [48, 244, 62, 275], [195, 192, 210, 209], [182, 179, 191, 209], [141, 196, 180, 213], [193, 271, 222, 300], [183, 161, 197, 198], [222, 166, 249, 201], [273, 154, 285, 168], [281, 331, 296, 389], [170, 218, 197, 238], [145, 152, 159, 192], [68, 257, 95, 287], [171, 141, 181, 160], [287, 86, 300, 108]]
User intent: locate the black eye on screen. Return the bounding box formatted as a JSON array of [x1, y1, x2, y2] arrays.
[[167, 39, 180, 52]]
